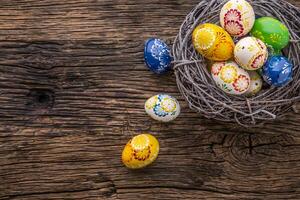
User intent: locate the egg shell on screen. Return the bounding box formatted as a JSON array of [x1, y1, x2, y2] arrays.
[[263, 55, 293, 87], [251, 17, 290, 51], [245, 71, 263, 96], [234, 37, 268, 70], [192, 23, 235, 61], [122, 134, 159, 169], [211, 61, 250, 95], [220, 0, 255, 37], [145, 94, 180, 122], [144, 38, 172, 74]]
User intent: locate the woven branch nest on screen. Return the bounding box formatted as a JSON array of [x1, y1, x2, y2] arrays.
[[172, 0, 300, 127]]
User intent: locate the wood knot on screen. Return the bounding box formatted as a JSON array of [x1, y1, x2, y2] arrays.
[[26, 89, 55, 109]]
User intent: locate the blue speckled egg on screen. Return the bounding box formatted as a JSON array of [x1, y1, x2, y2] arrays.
[[144, 38, 172, 74], [145, 94, 180, 122], [263, 56, 293, 87]]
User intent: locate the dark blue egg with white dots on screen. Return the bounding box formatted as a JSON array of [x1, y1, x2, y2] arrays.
[[144, 38, 172, 74], [263, 56, 293, 87]]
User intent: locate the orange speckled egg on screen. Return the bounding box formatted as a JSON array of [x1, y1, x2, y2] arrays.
[[122, 134, 159, 169]]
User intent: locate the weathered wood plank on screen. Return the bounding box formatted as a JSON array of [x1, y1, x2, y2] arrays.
[[0, 0, 300, 199]]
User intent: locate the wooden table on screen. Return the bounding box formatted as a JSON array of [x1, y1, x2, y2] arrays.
[[1, 0, 300, 199]]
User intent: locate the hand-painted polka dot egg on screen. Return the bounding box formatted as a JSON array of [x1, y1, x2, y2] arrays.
[[251, 17, 290, 51], [220, 0, 255, 37], [234, 37, 268, 70], [211, 61, 250, 95], [145, 94, 180, 122], [144, 38, 172, 74], [245, 71, 263, 96], [192, 23, 235, 61], [263, 56, 293, 87], [122, 134, 159, 169]]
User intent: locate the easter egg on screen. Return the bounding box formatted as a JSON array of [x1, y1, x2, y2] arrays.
[[192, 23, 235, 61], [220, 0, 255, 37], [234, 37, 268, 70], [144, 38, 172, 74], [122, 134, 159, 169], [245, 71, 263, 96], [211, 61, 250, 95], [145, 94, 180, 122], [251, 17, 290, 51], [263, 56, 293, 87]]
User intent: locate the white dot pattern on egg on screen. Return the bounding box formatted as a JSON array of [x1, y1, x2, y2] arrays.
[[234, 37, 268, 71], [211, 61, 250, 95], [245, 71, 263, 96], [145, 94, 180, 122], [220, 0, 255, 37]]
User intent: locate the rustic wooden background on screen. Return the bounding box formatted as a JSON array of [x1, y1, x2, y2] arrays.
[[0, 0, 300, 199]]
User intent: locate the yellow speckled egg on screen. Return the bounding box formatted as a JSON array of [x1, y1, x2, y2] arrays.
[[234, 37, 268, 70], [192, 23, 235, 61], [122, 134, 159, 169], [220, 0, 255, 37], [245, 71, 263, 96]]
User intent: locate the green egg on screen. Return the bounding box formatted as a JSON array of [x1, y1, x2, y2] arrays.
[[251, 17, 290, 51]]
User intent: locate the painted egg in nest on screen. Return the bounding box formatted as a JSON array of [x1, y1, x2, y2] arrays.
[[251, 17, 290, 51], [220, 0, 255, 37], [192, 23, 235, 61], [144, 38, 172, 74], [234, 37, 268, 70], [245, 71, 263, 96], [211, 61, 250, 95], [145, 94, 180, 122], [263, 55, 293, 87], [122, 134, 159, 169]]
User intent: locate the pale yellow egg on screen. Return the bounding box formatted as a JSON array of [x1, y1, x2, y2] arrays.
[[245, 71, 263, 96]]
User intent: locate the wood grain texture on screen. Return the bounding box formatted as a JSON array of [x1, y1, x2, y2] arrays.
[[0, 0, 300, 199]]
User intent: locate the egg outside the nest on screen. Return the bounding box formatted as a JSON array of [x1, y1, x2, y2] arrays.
[[211, 61, 250, 95], [144, 38, 172, 74], [263, 55, 293, 87], [145, 94, 180, 122], [220, 0, 255, 37], [234, 37, 268, 70], [192, 23, 235, 61], [122, 134, 159, 169]]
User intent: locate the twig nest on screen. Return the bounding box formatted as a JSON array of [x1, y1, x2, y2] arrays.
[[122, 134, 159, 169], [173, 0, 300, 126]]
